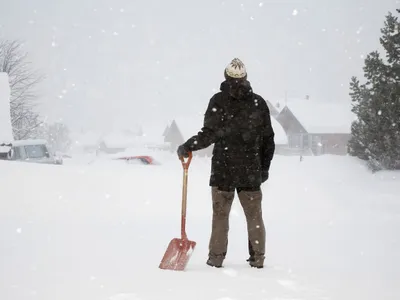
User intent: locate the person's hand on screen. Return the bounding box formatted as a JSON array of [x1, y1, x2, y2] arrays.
[[177, 144, 190, 158]]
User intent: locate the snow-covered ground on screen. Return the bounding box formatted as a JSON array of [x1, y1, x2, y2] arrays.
[[0, 152, 399, 300]]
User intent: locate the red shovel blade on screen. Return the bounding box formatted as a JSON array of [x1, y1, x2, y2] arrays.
[[159, 238, 196, 271]]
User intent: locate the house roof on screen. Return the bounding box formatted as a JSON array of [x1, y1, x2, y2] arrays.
[[265, 99, 280, 116], [12, 139, 48, 147], [0, 145, 11, 153], [270, 117, 287, 145], [279, 98, 356, 134]]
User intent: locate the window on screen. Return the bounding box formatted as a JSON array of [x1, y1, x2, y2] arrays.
[[24, 145, 49, 159]]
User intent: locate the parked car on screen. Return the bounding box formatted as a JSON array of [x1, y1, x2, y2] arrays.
[[114, 155, 159, 165], [8, 139, 63, 165], [0, 143, 12, 160]]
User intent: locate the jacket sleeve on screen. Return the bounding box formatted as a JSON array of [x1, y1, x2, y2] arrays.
[[261, 102, 275, 173], [183, 96, 224, 151]]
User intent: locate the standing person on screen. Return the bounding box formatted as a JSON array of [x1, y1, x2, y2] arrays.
[[177, 58, 275, 269]]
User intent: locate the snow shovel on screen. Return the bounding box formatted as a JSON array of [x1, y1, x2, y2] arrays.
[[159, 152, 196, 271]]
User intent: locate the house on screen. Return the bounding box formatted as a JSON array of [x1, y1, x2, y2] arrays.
[[98, 131, 129, 154], [163, 120, 185, 150], [275, 98, 356, 155]]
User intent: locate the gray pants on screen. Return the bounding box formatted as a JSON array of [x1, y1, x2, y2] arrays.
[[208, 186, 266, 265]]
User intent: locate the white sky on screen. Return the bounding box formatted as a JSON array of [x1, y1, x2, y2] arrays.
[[0, 0, 398, 133]]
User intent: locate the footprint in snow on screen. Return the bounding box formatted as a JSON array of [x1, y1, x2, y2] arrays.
[[109, 293, 140, 300], [276, 279, 300, 292], [222, 268, 238, 277]]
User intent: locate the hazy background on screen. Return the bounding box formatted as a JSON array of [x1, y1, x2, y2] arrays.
[[0, 0, 398, 133]]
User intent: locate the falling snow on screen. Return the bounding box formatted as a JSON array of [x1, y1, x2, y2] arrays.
[[1, 3, 399, 299]]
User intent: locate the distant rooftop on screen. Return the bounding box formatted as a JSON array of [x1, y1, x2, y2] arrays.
[[276, 97, 356, 134]]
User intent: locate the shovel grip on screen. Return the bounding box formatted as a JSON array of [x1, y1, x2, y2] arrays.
[[179, 152, 192, 170]]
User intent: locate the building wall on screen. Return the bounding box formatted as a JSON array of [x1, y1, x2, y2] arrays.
[[313, 133, 351, 155], [285, 133, 351, 155]]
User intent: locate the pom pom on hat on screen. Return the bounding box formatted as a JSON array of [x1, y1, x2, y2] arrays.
[[224, 58, 247, 80]]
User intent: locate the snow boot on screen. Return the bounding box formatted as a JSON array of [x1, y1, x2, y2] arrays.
[[248, 256, 264, 268], [206, 257, 223, 268]]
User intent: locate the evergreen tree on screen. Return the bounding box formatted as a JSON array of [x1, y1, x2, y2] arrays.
[[348, 9, 400, 171]]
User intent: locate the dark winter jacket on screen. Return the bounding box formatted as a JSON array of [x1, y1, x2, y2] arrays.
[[183, 80, 275, 188]]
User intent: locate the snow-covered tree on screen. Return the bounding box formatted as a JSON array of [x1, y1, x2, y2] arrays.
[[348, 9, 400, 171], [38, 122, 72, 153]]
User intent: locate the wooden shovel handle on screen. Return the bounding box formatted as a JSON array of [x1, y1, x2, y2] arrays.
[[179, 151, 192, 240], [179, 151, 192, 170]]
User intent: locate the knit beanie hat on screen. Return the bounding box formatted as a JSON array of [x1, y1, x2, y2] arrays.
[[224, 58, 247, 80]]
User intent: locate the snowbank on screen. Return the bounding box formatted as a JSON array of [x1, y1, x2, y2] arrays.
[[0, 155, 399, 300], [0, 73, 13, 144]]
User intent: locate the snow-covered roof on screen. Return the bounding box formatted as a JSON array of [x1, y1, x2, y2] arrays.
[[271, 117, 287, 145], [12, 139, 48, 147], [0, 73, 13, 144], [0, 145, 11, 153], [266, 99, 280, 116], [279, 98, 356, 134]]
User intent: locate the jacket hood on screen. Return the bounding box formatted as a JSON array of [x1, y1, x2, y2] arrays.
[[220, 79, 253, 100]]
